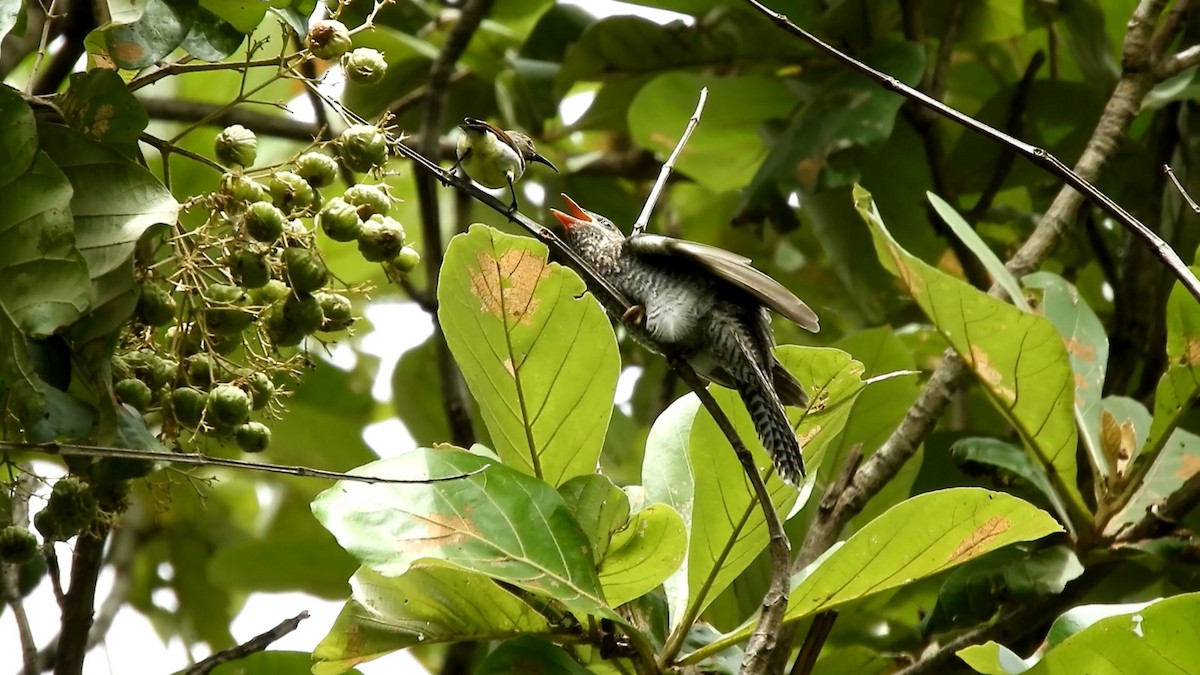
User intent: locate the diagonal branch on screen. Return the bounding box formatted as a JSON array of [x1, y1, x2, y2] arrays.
[[183, 612, 309, 674]]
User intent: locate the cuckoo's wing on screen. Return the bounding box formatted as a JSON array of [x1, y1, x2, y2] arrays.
[[628, 234, 820, 332]]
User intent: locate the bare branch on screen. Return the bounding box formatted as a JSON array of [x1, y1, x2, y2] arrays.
[[139, 97, 321, 141], [789, 611, 838, 675], [54, 525, 109, 675], [632, 87, 708, 235], [183, 612, 309, 674], [3, 442, 486, 485], [1158, 44, 1200, 79]]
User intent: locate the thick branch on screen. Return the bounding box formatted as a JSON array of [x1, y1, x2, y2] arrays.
[[53, 525, 109, 675], [413, 0, 494, 449]]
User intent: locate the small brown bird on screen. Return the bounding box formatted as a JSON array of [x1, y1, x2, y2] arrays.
[[551, 194, 819, 483], [453, 118, 557, 213]]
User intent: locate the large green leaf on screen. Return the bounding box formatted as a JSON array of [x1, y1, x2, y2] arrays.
[[1022, 594, 1200, 674], [951, 437, 1072, 527], [678, 347, 865, 622], [208, 651, 361, 675], [559, 474, 630, 564], [1105, 428, 1200, 536], [855, 185, 1087, 524], [0, 84, 36, 187], [59, 69, 149, 144], [1025, 272, 1108, 476], [1143, 270, 1200, 467], [102, 0, 196, 69], [556, 7, 808, 94], [312, 447, 615, 618], [686, 489, 1062, 663], [312, 566, 553, 675], [599, 502, 686, 607], [642, 393, 701, 630], [437, 224, 619, 486], [475, 636, 592, 675], [628, 73, 797, 192], [745, 42, 923, 199], [38, 123, 178, 344]]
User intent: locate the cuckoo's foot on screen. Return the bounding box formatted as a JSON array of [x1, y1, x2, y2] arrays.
[[621, 305, 646, 326]]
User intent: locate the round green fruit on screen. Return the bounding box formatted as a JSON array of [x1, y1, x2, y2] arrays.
[[265, 308, 305, 347], [227, 249, 271, 289], [316, 292, 354, 331], [306, 19, 352, 60], [356, 215, 405, 263], [268, 171, 317, 214], [207, 384, 252, 428], [0, 526, 38, 564], [337, 125, 388, 173], [249, 279, 290, 305], [342, 47, 388, 85], [215, 124, 257, 168], [282, 247, 329, 294], [390, 246, 421, 273], [342, 183, 392, 218], [115, 378, 152, 412], [235, 422, 272, 453], [246, 372, 274, 410], [224, 173, 270, 204], [244, 201, 287, 242], [137, 285, 177, 326], [171, 386, 208, 427], [295, 152, 339, 188], [283, 293, 325, 335], [318, 198, 363, 242]]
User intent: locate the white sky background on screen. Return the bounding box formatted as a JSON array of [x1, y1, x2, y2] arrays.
[[0, 1, 690, 674]]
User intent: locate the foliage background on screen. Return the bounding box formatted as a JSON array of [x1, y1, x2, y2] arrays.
[[4, 0, 1200, 673]]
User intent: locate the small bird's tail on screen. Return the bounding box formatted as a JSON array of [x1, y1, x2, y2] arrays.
[[737, 379, 806, 484]]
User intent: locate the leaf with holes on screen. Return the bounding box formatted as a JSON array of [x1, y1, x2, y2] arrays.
[[312, 566, 553, 675], [312, 447, 615, 619], [685, 489, 1061, 663], [855, 185, 1087, 526], [438, 224, 619, 486]]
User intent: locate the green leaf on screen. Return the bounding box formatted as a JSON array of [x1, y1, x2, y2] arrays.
[[390, 337, 452, 447], [1106, 428, 1200, 536], [476, 636, 592, 675], [556, 7, 808, 94], [59, 69, 149, 144], [951, 437, 1072, 527], [1025, 594, 1200, 674], [180, 5, 245, 61], [312, 448, 615, 618], [437, 224, 620, 486], [559, 474, 630, 564], [855, 184, 1087, 525], [956, 640, 1030, 674], [746, 42, 923, 199], [102, 0, 196, 70], [628, 73, 796, 193], [1144, 270, 1200, 466], [208, 652, 362, 675], [922, 545, 1083, 637], [680, 346, 865, 621], [0, 150, 90, 337], [929, 192, 1026, 305], [642, 392, 700, 630], [0, 85, 37, 187], [1025, 272, 1108, 476], [1058, 0, 1120, 88], [1043, 599, 1159, 647], [38, 124, 178, 344], [687, 489, 1063, 662], [198, 0, 263, 36], [312, 566, 552, 675], [599, 502, 686, 606], [0, 0, 20, 51]]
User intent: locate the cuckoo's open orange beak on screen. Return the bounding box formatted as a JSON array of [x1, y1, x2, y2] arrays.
[[550, 193, 593, 230]]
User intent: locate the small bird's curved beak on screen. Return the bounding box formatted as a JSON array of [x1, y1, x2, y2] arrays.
[[529, 153, 558, 173], [550, 193, 592, 230], [458, 117, 484, 132]]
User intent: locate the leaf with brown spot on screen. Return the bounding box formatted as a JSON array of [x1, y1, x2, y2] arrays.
[[313, 448, 616, 620], [856, 187, 1086, 523], [1105, 427, 1200, 536], [692, 488, 1061, 658], [948, 516, 1012, 563], [1100, 409, 1137, 476], [1145, 270, 1200, 470], [440, 225, 619, 487]]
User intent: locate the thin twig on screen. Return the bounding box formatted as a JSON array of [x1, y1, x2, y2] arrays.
[[2, 474, 39, 675], [3, 441, 486, 484], [743, 0, 1200, 303], [1165, 165, 1199, 213], [183, 611, 309, 674], [128, 56, 295, 93], [25, 0, 61, 94], [631, 87, 708, 236]]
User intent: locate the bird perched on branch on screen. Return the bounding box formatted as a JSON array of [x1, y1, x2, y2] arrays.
[[551, 194, 819, 483], [453, 118, 557, 213]]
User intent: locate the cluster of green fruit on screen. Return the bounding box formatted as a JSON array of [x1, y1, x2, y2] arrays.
[[112, 119, 416, 455], [0, 474, 130, 564]]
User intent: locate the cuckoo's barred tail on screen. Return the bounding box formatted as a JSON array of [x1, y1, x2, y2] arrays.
[[736, 379, 806, 484]]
